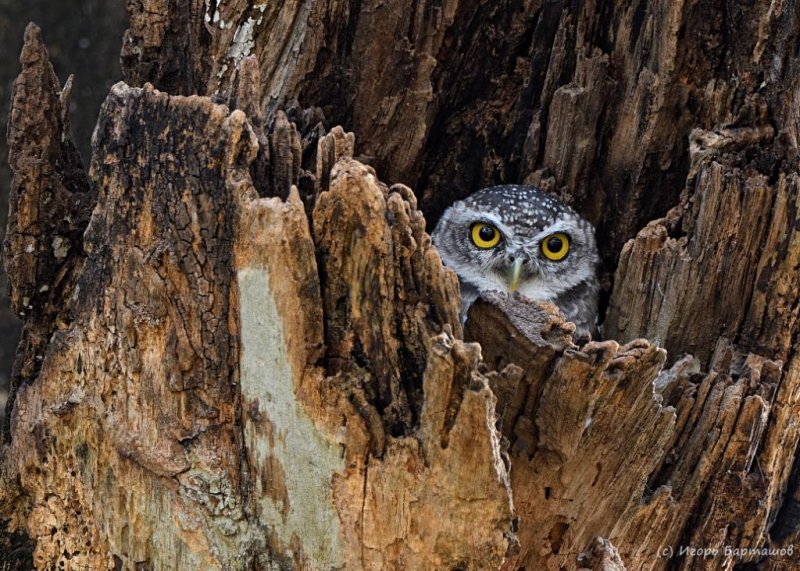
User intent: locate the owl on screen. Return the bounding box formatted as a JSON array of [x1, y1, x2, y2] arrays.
[[432, 184, 599, 338]]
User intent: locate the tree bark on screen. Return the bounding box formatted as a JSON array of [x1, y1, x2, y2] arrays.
[[2, 1, 800, 570], [0, 0, 129, 420]]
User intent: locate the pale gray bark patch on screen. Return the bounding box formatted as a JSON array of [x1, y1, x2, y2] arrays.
[[238, 267, 346, 567]]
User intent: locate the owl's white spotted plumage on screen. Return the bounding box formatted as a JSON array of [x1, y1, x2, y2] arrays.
[[432, 185, 599, 338]]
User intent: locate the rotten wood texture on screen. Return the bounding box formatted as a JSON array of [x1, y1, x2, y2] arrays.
[[120, 1, 800, 285], [605, 138, 800, 367], [0, 31, 513, 569], [466, 294, 800, 571], [4, 1, 800, 570], [1, 24, 95, 438], [598, 127, 800, 571], [117, 23, 800, 565]]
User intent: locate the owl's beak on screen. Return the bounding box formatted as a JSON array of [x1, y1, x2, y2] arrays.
[[507, 258, 524, 292]]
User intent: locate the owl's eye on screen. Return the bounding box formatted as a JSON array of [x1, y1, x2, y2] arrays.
[[541, 233, 570, 261], [471, 223, 502, 249]]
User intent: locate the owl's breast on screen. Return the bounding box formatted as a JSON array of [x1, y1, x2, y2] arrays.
[[516, 280, 561, 302]]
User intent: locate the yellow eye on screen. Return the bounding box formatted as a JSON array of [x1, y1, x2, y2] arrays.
[[470, 223, 501, 249], [541, 233, 570, 261]]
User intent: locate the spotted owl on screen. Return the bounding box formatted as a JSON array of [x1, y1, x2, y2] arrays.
[[432, 184, 599, 338]]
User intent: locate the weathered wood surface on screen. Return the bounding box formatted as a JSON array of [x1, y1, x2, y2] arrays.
[[0, 3, 127, 412], [120, 0, 800, 281], [467, 294, 799, 570], [605, 139, 800, 367], [3, 0, 800, 569], [1, 24, 95, 445], [0, 28, 513, 569]]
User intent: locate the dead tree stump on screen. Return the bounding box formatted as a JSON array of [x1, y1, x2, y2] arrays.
[[2, 1, 800, 570]]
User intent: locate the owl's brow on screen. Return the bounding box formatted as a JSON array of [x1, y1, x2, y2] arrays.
[[529, 222, 576, 244], [464, 210, 514, 240]]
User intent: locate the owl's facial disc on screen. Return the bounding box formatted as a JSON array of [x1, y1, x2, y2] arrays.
[[494, 233, 572, 294]]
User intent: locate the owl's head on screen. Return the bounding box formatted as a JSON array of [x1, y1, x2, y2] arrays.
[[431, 185, 598, 303]]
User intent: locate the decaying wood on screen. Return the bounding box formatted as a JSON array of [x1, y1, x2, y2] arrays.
[[4, 0, 800, 570], [605, 145, 800, 366], [1, 24, 95, 433], [119, 1, 800, 280], [0, 29, 513, 569], [466, 293, 799, 570]]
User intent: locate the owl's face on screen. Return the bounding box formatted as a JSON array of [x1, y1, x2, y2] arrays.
[[432, 185, 598, 304]]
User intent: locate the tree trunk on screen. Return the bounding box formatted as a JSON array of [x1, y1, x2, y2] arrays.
[[2, 1, 800, 570]]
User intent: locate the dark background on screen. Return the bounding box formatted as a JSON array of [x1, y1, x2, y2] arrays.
[[0, 1, 127, 418]]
